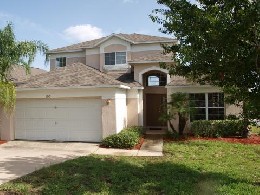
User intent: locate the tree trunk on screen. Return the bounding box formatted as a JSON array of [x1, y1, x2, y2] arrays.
[[242, 103, 249, 138], [178, 113, 186, 136]]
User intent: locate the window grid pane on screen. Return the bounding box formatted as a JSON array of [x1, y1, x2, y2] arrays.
[[189, 93, 206, 121], [105, 53, 115, 65], [116, 52, 126, 64], [105, 52, 126, 65]]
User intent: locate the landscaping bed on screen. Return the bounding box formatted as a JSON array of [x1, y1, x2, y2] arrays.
[[164, 134, 260, 145], [0, 140, 7, 145], [101, 126, 143, 149]]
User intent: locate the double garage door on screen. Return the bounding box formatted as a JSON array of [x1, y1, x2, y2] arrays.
[[15, 98, 102, 142]]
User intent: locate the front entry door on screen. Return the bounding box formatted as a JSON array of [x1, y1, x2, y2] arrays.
[[146, 94, 167, 127]]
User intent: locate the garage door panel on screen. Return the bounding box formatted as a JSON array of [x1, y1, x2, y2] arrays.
[[15, 98, 102, 142], [68, 131, 101, 142], [22, 108, 47, 119], [47, 109, 69, 119]]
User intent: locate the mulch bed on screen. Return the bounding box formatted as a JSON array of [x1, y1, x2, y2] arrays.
[[133, 137, 145, 150], [0, 140, 7, 145], [164, 134, 260, 145]]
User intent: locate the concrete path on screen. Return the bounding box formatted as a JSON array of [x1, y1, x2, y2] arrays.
[[137, 135, 163, 156], [0, 137, 163, 185]]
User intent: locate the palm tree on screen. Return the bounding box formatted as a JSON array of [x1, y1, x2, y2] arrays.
[[0, 23, 48, 111], [160, 92, 192, 135]]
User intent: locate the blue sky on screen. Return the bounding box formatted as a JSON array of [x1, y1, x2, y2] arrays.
[[0, 0, 171, 70], [0, 0, 196, 70]]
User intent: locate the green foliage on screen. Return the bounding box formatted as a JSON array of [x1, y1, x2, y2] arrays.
[[191, 120, 245, 137], [1, 142, 259, 194], [0, 81, 16, 112], [160, 92, 193, 135], [225, 114, 239, 120], [0, 23, 48, 111], [101, 126, 142, 149], [151, 0, 260, 119]]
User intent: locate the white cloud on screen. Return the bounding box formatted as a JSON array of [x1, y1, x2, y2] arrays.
[[63, 24, 104, 42]]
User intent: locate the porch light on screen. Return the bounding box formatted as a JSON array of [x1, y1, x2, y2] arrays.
[[106, 99, 111, 105]]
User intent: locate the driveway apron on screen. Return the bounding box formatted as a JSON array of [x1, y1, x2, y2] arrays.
[[0, 141, 99, 185]]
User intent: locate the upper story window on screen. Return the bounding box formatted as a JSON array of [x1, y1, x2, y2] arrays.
[[146, 73, 167, 86], [105, 52, 126, 65], [56, 57, 66, 67]]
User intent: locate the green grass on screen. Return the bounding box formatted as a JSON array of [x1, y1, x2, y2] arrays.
[[1, 141, 259, 194]]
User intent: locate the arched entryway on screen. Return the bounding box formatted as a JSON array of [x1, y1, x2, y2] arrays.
[[143, 70, 167, 130]]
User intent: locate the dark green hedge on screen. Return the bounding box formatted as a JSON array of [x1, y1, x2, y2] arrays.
[[101, 126, 143, 149], [191, 120, 245, 138]]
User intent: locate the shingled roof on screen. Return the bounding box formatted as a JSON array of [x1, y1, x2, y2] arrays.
[[8, 66, 47, 84], [17, 63, 130, 88], [107, 71, 142, 87], [49, 33, 176, 53], [167, 76, 202, 87], [129, 52, 173, 63]]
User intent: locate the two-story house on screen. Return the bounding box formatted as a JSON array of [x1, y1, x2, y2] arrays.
[[0, 33, 240, 142]]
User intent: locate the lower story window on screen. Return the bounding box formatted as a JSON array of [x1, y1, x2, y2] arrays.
[[189, 93, 224, 121]]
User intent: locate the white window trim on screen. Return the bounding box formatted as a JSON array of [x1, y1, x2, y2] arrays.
[[104, 52, 127, 66]]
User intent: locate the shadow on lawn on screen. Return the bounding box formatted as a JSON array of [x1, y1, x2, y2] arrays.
[[0, 155, 255, 194]]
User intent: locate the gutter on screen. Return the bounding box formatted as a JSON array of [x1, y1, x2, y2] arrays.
[[16, 84, 131, 91], [129, 60, 174, 64]]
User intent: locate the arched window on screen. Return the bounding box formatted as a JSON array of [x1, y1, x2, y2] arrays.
[[146, 72, 167, 86]]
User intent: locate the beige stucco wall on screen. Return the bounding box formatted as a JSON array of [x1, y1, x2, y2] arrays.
[[85, 54, 100, 70], [101, 99, 117, 138], [50, 57, 86, 70], [49, 52, 86, 70], [126, 89, 143, 127], [127, 98, 139, 126], [225, 104, 242, 116], [104, 44, 127, 53]]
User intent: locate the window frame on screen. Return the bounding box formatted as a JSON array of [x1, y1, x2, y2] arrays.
[[104, 52, 127, 66], [55, 57, 66, 67], [146, 73, 167, 87], [189, 93, 225, 121]]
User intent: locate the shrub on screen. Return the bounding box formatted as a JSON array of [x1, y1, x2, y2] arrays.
[[191, 120, 245, 138], [101, 126, 143, 149]]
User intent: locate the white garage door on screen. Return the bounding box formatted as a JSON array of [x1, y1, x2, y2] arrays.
[[15, 98, 102, 142]]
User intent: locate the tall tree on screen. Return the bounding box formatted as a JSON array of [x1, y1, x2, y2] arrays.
[[151, 0, 260, 123], [0, 23, 48, 111]]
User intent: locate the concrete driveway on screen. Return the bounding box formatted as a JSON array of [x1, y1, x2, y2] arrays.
[[0, 141, 99, 185]]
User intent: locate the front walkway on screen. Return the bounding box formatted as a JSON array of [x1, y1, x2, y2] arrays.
[[94, 135, 163, 157]]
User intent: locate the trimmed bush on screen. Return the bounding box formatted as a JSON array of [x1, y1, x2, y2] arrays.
[[191, 120, 245, 138], [101, 126, 143, 149]]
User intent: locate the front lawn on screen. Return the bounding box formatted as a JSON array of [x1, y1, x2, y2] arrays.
[[0, 141, 259, 194]]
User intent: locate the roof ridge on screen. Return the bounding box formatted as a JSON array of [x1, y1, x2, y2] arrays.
[[49, 33, 176, 53]]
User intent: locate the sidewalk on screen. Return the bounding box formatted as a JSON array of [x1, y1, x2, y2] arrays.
[[93, 135, 163, 157]]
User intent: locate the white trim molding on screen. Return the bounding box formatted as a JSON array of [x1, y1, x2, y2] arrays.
[[138, 66, 170, 85]]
